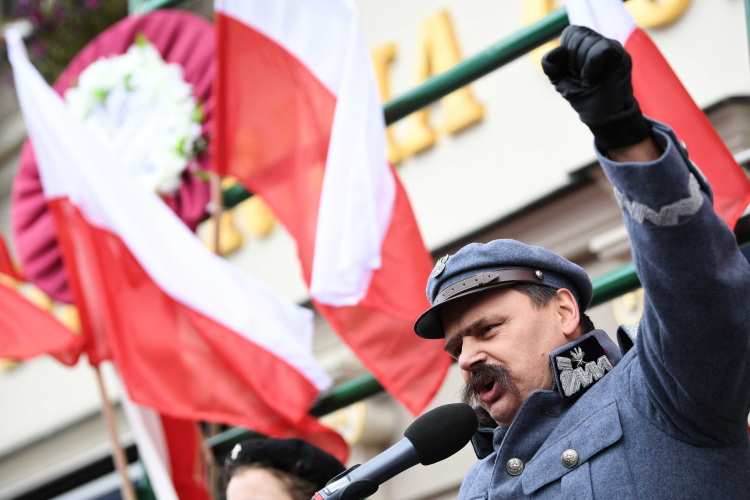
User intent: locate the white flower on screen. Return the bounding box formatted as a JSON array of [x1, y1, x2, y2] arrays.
[[64, 87, 95, 118], [65, 39, 203, 194], [77, 58, 121, 95]]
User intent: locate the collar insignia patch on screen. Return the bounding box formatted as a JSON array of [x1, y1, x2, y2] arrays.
[[554, 335, 613, 399], [432, 254, 450, 278]]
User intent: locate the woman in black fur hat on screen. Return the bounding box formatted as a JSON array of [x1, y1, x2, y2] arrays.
[[222, 438, 345, 500]]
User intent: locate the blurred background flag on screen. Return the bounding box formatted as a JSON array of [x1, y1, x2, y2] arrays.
[[214, 0, 451, 415], [7, 29, 348, 462], [0, 231, 21, 280], [0, 230, 84, 363], [0, 281, 84, 363], [566, 0, 750, 227], [120, 385, 212, 500]]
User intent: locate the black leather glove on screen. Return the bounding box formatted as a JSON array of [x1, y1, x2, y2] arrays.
[[542, 25, 651, 151]]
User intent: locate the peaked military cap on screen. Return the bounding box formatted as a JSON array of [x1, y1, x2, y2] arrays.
[[415, 239, 593, 339]]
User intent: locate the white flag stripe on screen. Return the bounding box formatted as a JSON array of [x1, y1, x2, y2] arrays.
[[310, 6, 395, 305], [7, 31, 331, 391], [216, 0, 394, 306], [565, 0, 637, 45], [120, 383, 178, 500]]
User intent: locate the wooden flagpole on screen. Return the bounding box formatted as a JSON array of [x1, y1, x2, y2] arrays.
[[93, 365, 137, 500], [207, 171, 223, 496], [210, 172, 223, 257], [195, 423, 218, 499]]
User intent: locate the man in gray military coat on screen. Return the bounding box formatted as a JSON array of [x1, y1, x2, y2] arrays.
[[414, 26, 750, 499]]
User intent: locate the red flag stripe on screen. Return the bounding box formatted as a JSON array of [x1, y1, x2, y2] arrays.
[[626, 28, 750, 227], [160, 416, 212, 500], [0, 283, 84, 362]]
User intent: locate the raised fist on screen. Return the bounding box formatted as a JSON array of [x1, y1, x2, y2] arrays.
[[542, 25, 650, 151]]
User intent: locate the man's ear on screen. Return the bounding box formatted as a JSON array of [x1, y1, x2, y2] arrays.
[[556, 288, 580, 338]]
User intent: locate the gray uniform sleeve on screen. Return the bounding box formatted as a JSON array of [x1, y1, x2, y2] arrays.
[[596, 119, 750, 446]]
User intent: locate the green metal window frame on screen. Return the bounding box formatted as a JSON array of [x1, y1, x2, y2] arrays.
[[125, 0, 749, 459], [129, 0, 184, 14]]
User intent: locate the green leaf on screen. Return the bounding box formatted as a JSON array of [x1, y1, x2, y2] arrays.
[[192, 102, 204, 123], [93, 89, 108, 102], [135, 32, 149, 48], [193, 169, 211, 181]]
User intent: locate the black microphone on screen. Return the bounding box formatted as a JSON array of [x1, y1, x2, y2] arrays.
[[313, 403, 479, 500]]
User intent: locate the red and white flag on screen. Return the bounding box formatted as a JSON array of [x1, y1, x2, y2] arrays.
[[0, 231, 85, 363], [7, 30, 347, 461], [566, 0, 750, 227], [214, 0, 451, 415], [121, 385, 211, 500]]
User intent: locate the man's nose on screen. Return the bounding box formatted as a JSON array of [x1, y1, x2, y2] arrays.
[[458, 338, 486, 372]]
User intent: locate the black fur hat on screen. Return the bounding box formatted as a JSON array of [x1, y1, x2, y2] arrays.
[[223, 438, 345, 491]]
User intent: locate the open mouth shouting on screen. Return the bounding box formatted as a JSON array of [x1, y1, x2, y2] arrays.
[[461, 363, 521, 411], [477, 370, 503, 403]]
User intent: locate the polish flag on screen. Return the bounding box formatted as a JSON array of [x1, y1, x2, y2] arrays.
[[0, 231, 85, 363], [7, 31, 347, 461], [214, 0, 451, 414], [120, 385, 211, 500], [566, 0, 750, 227]]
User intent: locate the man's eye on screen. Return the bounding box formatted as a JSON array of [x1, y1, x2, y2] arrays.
[[481, 322, 505, 336], [453, 346, 462, 360]]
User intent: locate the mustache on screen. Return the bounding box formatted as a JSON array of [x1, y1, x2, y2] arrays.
[[461, 363, 522, 423]]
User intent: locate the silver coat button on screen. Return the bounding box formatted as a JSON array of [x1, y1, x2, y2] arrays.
[[506, 458, 524, 476], [561, 449, 579, 468]]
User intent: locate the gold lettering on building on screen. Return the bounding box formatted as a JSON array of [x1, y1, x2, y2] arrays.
[[371, 43, 405, 165], [404, 10, 484, 157], [371, 10, 484, 163], [626, 0, 693, 29], [236, 195, 276, 238], [201, 211, 244, 255], [522, 0, 560, 72], [53, 304, 82, 334], [612, 288, 645, 325], [320, 402, 368, 445]]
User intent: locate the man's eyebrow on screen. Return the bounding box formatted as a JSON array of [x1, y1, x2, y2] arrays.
[[444, 315, 508, 353], [444, 335, 461, 354]]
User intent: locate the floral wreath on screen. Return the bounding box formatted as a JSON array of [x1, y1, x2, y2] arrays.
[[12, 10, 214, 303], [65, 34, 207, 194]]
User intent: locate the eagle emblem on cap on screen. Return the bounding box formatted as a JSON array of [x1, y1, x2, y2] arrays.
[[432, 254, 450, 278]]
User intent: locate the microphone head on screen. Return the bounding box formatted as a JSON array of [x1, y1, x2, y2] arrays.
[[403, 403, 479, 466]]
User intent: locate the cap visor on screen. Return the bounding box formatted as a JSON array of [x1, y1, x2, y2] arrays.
[[414, 282, 521, 339]]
